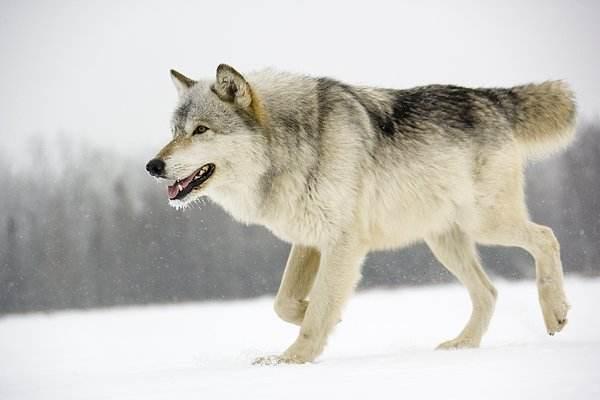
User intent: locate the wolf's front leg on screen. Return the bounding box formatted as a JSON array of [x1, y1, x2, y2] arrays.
[[279, 236, 366, 363], [273, 245, 320, 325]]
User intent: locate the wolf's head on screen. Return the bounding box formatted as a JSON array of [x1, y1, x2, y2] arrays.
[[146, 64, 269, 209]]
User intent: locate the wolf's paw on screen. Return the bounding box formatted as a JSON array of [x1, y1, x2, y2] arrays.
[[540, 295, 569, 335], [252, 354, 308, 366], [538, 282, 570, 335], [436, 337, 480, 350], [274, 299, 308, 326]]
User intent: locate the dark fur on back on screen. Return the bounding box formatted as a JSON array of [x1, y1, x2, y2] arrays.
[[311, 77, 574, 155], [316, 78, 503, 142]]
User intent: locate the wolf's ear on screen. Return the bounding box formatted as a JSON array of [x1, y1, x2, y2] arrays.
[[170, 69, 195, 96], [213, 64, 252, 108]]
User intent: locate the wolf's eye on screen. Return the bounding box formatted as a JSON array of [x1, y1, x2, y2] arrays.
[[192, 125, 209, 135]]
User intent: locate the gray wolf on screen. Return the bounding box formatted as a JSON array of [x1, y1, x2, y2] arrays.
[[146, 64, 576, 364]]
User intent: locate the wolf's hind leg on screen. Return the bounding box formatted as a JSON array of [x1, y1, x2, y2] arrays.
[[273, 245, 320, 325], [472, 143, 568, 334], [426, 225, 497, 349], [476, 221, 569, 335]]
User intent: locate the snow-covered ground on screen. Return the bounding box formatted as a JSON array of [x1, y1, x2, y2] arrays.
[[1, 278, 599, 400]]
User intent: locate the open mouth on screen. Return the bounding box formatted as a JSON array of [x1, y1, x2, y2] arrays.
[[168, 163, 215, 200]]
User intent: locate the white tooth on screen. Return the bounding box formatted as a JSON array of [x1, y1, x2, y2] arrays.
[[178, 184, 183, 191]]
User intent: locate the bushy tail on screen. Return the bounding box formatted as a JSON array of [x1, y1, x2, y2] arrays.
[[509, 81, 576, 158]]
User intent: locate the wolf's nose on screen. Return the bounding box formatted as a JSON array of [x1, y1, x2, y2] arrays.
[[146, 158, 166, 177]]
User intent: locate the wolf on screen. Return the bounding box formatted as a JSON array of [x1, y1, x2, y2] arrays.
[[146, 64, 576, 364]]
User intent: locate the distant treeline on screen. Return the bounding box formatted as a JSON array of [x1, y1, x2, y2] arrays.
[[1, 123, 599, 314]]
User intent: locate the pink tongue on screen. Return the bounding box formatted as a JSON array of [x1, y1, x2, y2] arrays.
[[167, 185, 179, 199], [167, 170, 199, 200]]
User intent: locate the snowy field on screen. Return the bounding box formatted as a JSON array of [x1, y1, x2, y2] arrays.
[[1, 278, 599, 400]]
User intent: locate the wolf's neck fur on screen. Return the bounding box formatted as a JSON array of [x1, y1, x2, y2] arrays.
[[210, 74, 325, 242]]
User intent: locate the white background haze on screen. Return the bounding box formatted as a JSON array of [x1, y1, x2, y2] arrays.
[[1, 0, 599, 161]]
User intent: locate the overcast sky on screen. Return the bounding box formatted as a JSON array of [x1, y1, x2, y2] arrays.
[[1, 0, 598, 161]]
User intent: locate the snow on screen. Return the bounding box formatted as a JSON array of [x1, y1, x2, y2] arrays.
[[1, 278, 599, 400]]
